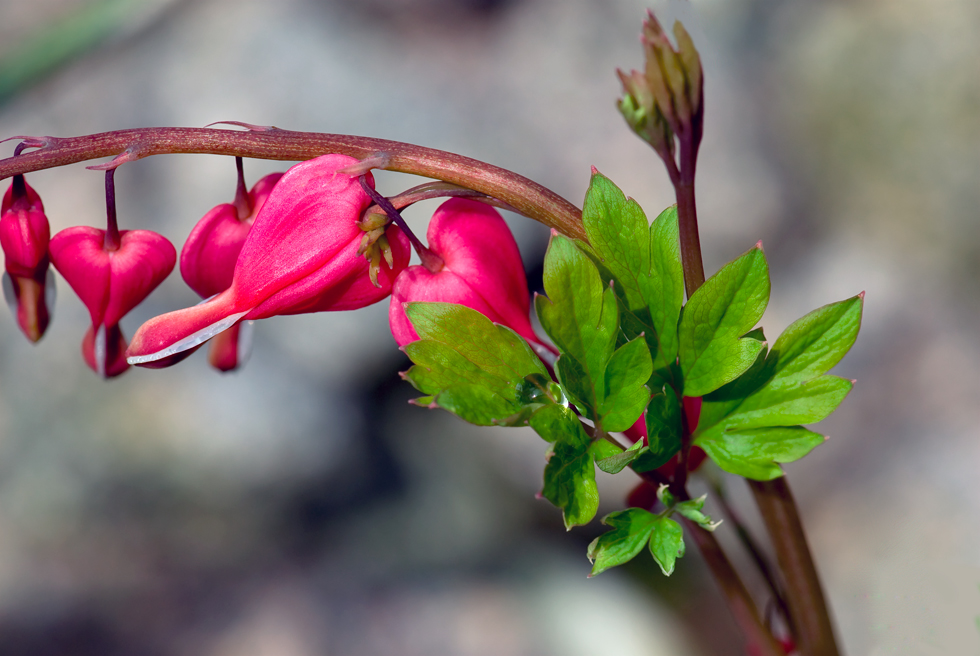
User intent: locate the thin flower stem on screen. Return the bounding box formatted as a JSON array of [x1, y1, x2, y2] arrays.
[[232, 156, 252, 220], [370, 181, 520, 215], [358, 176, 444, 273], [0, 127, 585, 240], [103, 169, 120, 251], [748, 478, 840, 656]]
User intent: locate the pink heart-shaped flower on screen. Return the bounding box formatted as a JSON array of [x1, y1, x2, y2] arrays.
[[389, 198, 546, 349], [50, 227, 176, 376]]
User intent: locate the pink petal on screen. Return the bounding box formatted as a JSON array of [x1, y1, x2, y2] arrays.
[[180, 203, 248, 298], [231, 154, 373, 306]]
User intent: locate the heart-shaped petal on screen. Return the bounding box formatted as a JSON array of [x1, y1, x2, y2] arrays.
[[50, 227, 176, 328], [388, 198, 542, 348]]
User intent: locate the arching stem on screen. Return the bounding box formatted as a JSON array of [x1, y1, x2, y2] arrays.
[[0, 128, 585, 241]]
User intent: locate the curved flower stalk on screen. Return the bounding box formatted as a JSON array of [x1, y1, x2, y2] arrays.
[[0, 175, 53, 342], [389, 198, 550, 355], [180, 160, 283, 371], [127, 153, 411, 367], [49, 171, 176, 378]]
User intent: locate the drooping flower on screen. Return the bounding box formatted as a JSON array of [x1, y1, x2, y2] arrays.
[[180, 166, 283, 371], [388, 198, 548, 352], [0, 176, 53, 342], [127, 153, 411, 367], [49, 226, 176, 377]]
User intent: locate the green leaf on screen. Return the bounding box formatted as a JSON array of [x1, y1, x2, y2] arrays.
[[406, 302, 548, 380], [693, 295, 864, 479], [633, 384, 683, 472], [678, 245, 771, 397], [402, 303, 549, 425], [644, 206, 684, 369], [697, 426, 825, 480], [600, 337, 653, 431], [580, 173, 683, 371], [536, 233, 618, 421], [587, 508, 658, 576], [581, 172, 651, 312], [764, 294, 864, 386], [595, 439, 647, 474], [529, 403, 584, 443], [648, 516, 685, 576], [533, 405, 599, 528]]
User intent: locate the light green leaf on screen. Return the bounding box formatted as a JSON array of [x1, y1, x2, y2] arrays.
[[649, 516, 685, 576], [536, 233, 619, 420], [402, 303, 550, 425], [587, 508, 658, 576], [406, 302, 548, 380], [679, 245, 770, 397], [765, 294, 864, 386], [600, 337, 653, 431], [693, 295, 863, 477], [581, 172, 650, 312], [644, 206, 684, 369], [697, 426, 825, 480], [580, 173, 683, 371], [595, 439, 647, 474]]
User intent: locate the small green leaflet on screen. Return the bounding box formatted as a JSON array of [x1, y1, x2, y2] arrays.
[[694, 295, 864, 480], [679, 244, 770, 397], [586, 509, 686, 577], [536, 233, 651, 431], [580, 172, 684, 370], [588, 485, 719, 576], [402, 303, 549, 426], [594, 438, 646, 474], [587, 508, 658, 576], [648, 516, 685, 576], [532, 404, 599, 529]]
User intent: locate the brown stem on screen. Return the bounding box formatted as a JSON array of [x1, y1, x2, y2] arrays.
[[0, 128, 584, 240], [748, 478, 840, 656], [680, 517, 785, 656]]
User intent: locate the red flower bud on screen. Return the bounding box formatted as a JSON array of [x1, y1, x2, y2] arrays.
[[0, 177, 53, 342], [388, 198, 547, 351], [179, 171, 282, 371], [49, 226, 176, 377], [127, 154, 410, 367]]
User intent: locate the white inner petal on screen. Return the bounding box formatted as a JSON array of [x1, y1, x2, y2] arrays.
[[126, 311, 248, 365]]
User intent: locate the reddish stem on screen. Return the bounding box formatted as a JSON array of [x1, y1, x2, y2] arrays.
[[0, 128, 585, 240], [103, 169, 120, 251], [232, 155, 252, 220]]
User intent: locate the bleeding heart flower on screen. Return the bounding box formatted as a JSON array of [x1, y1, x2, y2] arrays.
[[388, 198, 548, 352], [1, 176, 53, 342], [179, 167, 283, 371], [127, 153, 411, 367], [49, 226, 176, 377]]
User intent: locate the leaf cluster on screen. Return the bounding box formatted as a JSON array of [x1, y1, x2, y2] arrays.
[[400, 170, 862, 575]]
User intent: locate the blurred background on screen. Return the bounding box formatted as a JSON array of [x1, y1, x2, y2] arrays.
[[0, 0, 977, 654]]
